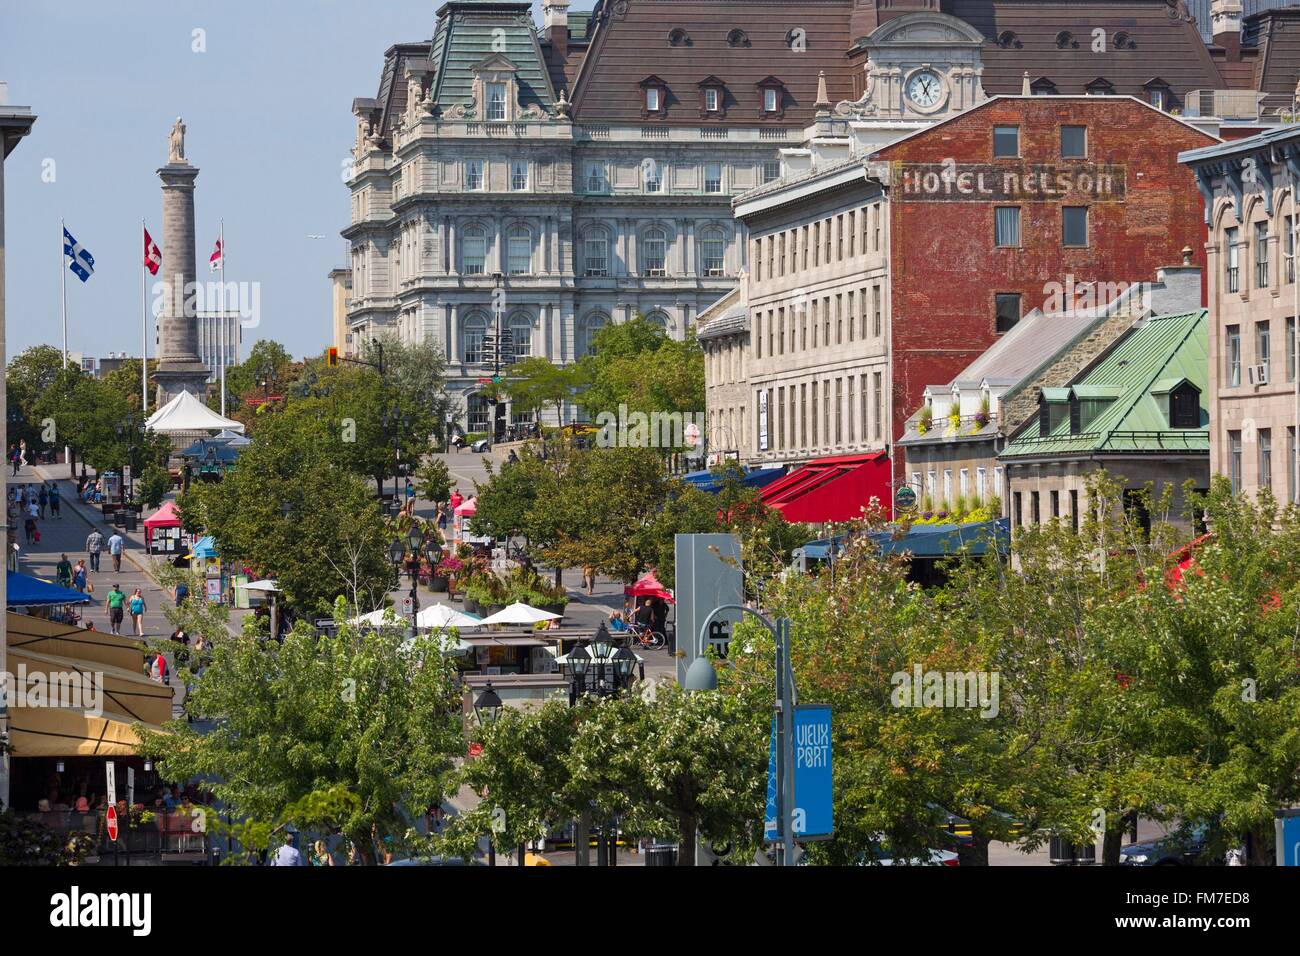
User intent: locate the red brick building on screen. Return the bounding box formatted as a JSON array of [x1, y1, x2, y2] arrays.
[[873, 95, 1216, 445]]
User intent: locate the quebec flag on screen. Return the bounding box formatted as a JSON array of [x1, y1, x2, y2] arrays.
[[63, 227, 94, 282]]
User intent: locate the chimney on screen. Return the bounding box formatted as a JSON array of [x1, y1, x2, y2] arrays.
[[1151, 246, 1204, 314], [544, 0, 570, 62], [1211, 0, 1243, 60]]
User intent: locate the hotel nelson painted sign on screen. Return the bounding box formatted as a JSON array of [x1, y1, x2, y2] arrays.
[[892, 162, 1126, 202]]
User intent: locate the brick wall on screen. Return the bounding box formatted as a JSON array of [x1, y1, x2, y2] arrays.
[[876, 97, 1215, 449]]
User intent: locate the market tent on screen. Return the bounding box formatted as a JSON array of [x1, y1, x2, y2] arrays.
[[454, 496, 477, 517], [6, 570, 91, 608], [624, 570, 675, 604], [145, 390, 245, 434], [143, 501, 183, 530], [190, 535, 219, 559], [478, 602, 561, 626]]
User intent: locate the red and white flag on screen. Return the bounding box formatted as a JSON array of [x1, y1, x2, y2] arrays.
[[209, 236, 223, 272], [143, 226, 161, 275]]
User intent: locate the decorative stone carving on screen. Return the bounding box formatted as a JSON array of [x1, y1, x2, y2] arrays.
[[443, 101, 476, 120], [168, 117, 186, 163], [520, 102, 547, 120], [555, 87, 572, 118]]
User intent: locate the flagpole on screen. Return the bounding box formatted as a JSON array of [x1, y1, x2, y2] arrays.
[[142, 219, 149, 414], [60, 218, 67, 368], [219, 219, 226, 418]]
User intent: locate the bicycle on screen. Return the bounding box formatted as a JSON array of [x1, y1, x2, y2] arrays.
[[625, 621, 666, 650]]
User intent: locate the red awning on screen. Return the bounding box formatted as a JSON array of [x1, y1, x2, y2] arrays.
[[759, 452, 891, 524], [624, 570, 675, 603], [142, 500, 182, 529]]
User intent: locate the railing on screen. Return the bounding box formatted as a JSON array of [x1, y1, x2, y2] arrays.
[[701, 127, 729, 140], [13, 810, 212, 863], [759, 128, 789, 140], [1226, 266, 1240, 293], [1257, 260, 1269, 288], [641, 126, 669, 139], [1288, 255, 1296, 284], [583, 125, 610, 139]]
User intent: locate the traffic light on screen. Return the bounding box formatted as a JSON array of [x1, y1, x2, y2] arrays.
[[326, 346, 340, 367]]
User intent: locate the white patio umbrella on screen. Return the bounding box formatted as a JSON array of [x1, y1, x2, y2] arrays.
[[416, 603, 483, 630], [243, 579, 281, 592], [477, 601, 562, 626], [350, 607, 402, 627]]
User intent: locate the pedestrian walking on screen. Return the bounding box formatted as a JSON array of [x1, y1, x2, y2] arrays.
[[582, 564, 596, 596], [23, 516, 35, 544], [72, 559, 87, 593], [37, 485, 48, 519], [450, 488, 463, 512], [48, 483, 60, 518], [27, 499, 38, 523], [108, 531, 125, 572], [55, 553, 73, 589], [105, 584, 126, 636], [85, 528, 104, 572], [128, 588, 147, 637], [9, 446, 19, 476], [174, 579, 189, 607]]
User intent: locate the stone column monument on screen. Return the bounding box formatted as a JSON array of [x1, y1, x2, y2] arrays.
[[153, 117, 211, 407]]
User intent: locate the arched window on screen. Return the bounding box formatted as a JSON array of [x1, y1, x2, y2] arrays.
[[462, 225, 487, 275], [462, 312, 488, 364], [1055, 31, 1075, 49], [668, 28, 689, 47], [584, 227, 610, 277], [700, 228, 726, 276], [644, 310, 671, 333], [581, 313, 608, 356], [727, 29, 750, 48], [997, 31, 1020, 49], [642, 227, 667, 275], [509, 312, 533, 359], [507, 226, 532, 275]]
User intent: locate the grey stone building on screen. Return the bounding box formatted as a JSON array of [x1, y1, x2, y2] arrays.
[[343, 0, 859, 430]]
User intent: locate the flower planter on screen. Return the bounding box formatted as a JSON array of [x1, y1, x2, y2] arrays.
[[428, 574, 450, 593]]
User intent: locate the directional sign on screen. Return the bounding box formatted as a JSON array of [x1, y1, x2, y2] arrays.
[[105, 805, 119, 843]]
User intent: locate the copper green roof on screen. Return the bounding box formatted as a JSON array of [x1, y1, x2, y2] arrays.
[[430, 1, 556, 114], [1000, 310, 1209, 459]]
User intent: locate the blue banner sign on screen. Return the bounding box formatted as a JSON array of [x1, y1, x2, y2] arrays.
[[765, 705, 834, 842]]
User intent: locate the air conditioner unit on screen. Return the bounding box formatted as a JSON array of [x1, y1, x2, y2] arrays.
[[1248, 363, 1270, 386]]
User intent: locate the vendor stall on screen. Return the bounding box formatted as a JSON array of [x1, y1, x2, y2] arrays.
[[143, 501, 186, 555]]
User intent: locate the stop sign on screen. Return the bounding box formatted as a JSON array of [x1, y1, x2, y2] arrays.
[[105, 805, 119, 842]]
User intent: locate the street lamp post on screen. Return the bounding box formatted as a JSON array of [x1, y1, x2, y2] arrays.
[[686, 604, 797, 867], [472, 681, 504, 866]]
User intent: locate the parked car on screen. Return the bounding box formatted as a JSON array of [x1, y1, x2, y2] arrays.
[[385, 855, 478, 866], [1120, 826, 1209, 866]]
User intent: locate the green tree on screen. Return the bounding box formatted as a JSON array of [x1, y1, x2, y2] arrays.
[[415, 457, 452, 505], [179, 412, 391, 615], [504, 356, 580, 426], [136, 609, 465, 865]]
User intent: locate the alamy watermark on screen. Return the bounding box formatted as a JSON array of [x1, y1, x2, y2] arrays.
[[1, 666, 104, 717], [890, 665, 1000, 718], [594, 403, 705, 450], [151, 278, 260, 327]]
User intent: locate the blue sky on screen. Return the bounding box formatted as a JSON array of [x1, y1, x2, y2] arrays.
[[2, 0, 556, 362]]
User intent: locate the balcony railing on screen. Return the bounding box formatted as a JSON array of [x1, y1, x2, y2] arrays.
[[1226, 266, 1240, 293], [1257, 260, 1269, 288]]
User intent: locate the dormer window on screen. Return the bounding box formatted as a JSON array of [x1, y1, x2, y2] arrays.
[[727, 29, 750, 48], [486, 82, 507, 121], [1152, 378, 1202, 429], [1085, 77, 1115, 96], [668, 28, 689, 47], [641, 75, 669, 117], [998, 31, 1021, 49], [1069, 385, 1122, 434], [756, 76, 785, 118], [1113, 31, 1134, 49], [1055, 31, 1076, 49], [698, 76, 726, 117], [1144, 77, 1171, 111], [1031, 77, 1058, 96], [1038, 388, 1070, 437]]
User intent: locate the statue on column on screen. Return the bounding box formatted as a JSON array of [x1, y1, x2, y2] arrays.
[[168, 117, 186, 163]]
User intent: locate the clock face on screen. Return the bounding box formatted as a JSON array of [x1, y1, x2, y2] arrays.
[[907, 71, 943, 109]]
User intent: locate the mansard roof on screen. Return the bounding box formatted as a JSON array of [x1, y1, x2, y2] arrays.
[[570, 0, 855, 126], [429, 0, 557, 113]]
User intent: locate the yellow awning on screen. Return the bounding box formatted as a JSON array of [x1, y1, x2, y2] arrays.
[[6, 611, 148, 673], [6, 706, 165, 758]]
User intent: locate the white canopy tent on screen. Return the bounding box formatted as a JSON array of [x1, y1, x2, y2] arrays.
[[145, 390, 245, 434], [416, 604, 483, 630], [477, 602, 562, 626]]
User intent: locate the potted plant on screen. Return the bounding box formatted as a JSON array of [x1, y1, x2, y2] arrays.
[[917, 405, 933, 435], [973, 394, 991, 431], [431, 555, 462, 594]]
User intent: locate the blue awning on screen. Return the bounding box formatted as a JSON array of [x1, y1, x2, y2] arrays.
[[869, 519, 1010, 558], [683, 466, 786, 495], [6, 570, 92, 608]]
